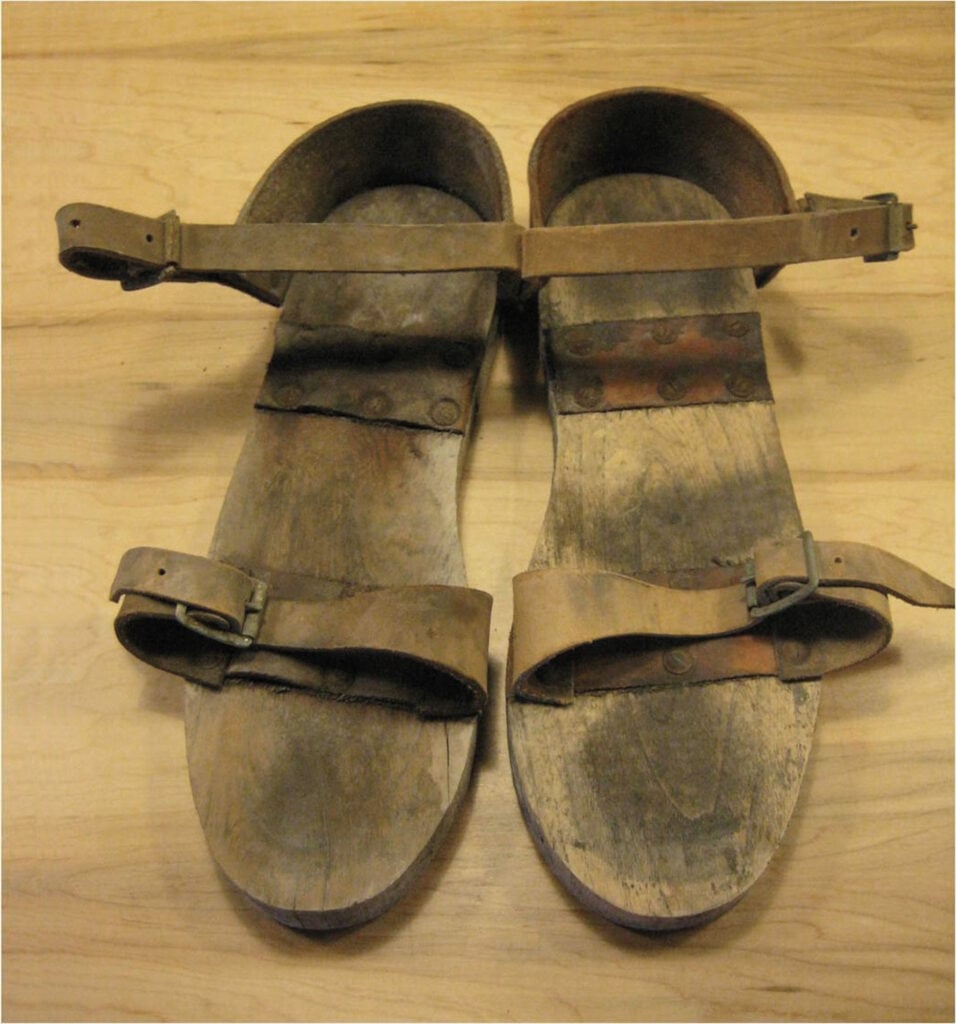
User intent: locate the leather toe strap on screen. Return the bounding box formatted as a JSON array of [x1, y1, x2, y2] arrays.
[[510, 533, 953, 704], [111, 547, 491, 718]]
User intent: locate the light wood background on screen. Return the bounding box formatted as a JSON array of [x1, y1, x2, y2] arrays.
[[4, 3, 953, 1021]]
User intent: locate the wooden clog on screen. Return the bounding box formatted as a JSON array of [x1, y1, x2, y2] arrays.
[[507, 88, 953, 929], [58, 101, 517, 928]]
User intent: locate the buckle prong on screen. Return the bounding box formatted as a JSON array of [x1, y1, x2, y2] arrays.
[[747, 530, 820, 620], [174, 579, 267, 649]]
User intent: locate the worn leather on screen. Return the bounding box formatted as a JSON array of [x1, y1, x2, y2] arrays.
[[112, 547, 256, 631], [57, 203, 524, 300], [510, 535, 955, 703], [112, 547, 492, 718], [57, 192, 910, 294], [521, 193, 914, 279]]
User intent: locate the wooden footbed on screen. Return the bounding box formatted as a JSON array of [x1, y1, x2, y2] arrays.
[[184, 186, 494, 929], [508, 174, 821, 929]]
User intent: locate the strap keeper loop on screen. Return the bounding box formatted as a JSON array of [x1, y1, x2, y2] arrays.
[[121, 210, 182, 291], [161, 209, 182, 266]]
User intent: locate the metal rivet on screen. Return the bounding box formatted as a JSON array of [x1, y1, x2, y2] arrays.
[[722, 318, 750, 337], [657, 375, 688, 402], [662, 649, 695, 675], [442, 342, 474, 368], [650, 323, 679, 345], [567, 337, 594, 357], [360, 391, 392, 418], [780, 640, 811, 665], [276, 383, 304, 408], [725, 372, 756, 399], [573, 382, 603, 409], [430, 398, 460, 427]]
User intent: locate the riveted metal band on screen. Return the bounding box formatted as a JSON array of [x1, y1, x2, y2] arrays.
[[256, 324, 488, 432], [547, 311, 771, 413]]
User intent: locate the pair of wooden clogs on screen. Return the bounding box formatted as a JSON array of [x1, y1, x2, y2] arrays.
[[57, 89, 953, 931]]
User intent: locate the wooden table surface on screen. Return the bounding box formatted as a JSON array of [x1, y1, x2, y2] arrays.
[[4, 3, 953, 1021]]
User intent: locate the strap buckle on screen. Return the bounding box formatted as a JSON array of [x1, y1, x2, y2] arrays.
[[174, 578, 267, 649], [862, 193, 909, 263], [746, 530, 820, 620]]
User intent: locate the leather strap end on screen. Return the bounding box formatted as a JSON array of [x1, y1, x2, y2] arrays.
[[56, 203, 177, 285], [110, 547, 257, 632], [753, 538, 955, 610], [113, 592, 231, 688], [804, 192, 916, 258]]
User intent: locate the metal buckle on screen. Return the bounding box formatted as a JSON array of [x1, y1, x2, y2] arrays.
[[174, 579, 267, 649], [862, 193, 905, 263], [746, 530, 820, 620]]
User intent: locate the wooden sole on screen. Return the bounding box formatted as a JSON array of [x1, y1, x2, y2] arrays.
[[508, 174, 820, 929], [184, 185, 494, 928]]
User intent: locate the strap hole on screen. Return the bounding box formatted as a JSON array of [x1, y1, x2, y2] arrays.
[[849, 227, 859, 239], [157, 567, 166, 576], [834, 556, 843, 564], [70, 219, 81, 229], [145, 233, 154, 243]]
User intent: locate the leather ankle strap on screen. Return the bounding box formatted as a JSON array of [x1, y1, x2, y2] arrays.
[[57, 203, 524, 304], [521, 193, 914, 282], [58, 192, 913, 304]]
